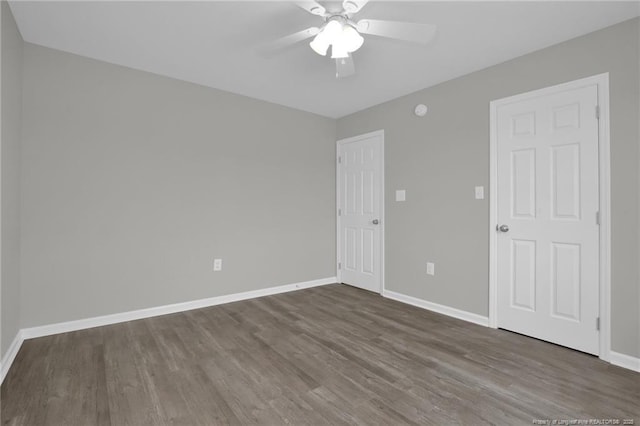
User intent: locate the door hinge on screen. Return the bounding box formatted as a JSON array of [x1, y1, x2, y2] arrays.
[[596, 211, 600, 225], [595, 105, 600, 120], [338, 208, 341, 216], [338, 156, 342, 164], [338, 262, 341, 270], [596, 317, 600, 331]]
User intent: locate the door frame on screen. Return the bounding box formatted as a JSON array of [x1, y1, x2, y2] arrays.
[[336, 129, 385, 294], [488, 73, 611, 361]]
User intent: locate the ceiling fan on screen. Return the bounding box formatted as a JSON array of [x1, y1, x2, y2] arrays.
[[266, 0, 437, 78]]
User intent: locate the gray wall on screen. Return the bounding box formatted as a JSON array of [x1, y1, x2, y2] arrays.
[[1, 1, 23, 360], [20, 43, 336, 328], [337, 18, 640, 358]]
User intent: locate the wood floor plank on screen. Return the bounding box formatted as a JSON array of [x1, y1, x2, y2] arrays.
[[2, 284, 639, 425]]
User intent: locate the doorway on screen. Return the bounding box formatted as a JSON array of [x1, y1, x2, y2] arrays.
[[336, 130, 385, 293], [489, 74, 611, 357]]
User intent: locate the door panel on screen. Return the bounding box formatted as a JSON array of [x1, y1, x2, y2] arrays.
[[511, 239, 536, 312], [338, 132, 383, 293], [496, 84, 599, 355], [551, 144, 581, 219], [551, 242, 581, 320], [511, 149, 536, 218]]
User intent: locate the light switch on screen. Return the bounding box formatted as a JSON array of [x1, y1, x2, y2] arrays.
[[426, 262, 435, 276], [475, 186, 484, 200], [396, 190, 406, 202], [213, 258, 222, 271]]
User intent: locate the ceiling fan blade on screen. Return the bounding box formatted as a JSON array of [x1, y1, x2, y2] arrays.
[[293, 1, 326, 16], [262, 27, 320, 53], [335, 55, 355, 79], [356, 19, 437, 44], [342, 0, 369, 14]]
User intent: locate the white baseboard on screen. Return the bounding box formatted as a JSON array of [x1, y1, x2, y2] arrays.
[[0, 277, 335, 384], [3, 277, 334, 384], [382, 289, 490, 327], [383, 290, 640, 374], [609, 351, 640, 372], [5, 279, 637, 385], [21, 277, 336, 340], [1, 330, 25, 384]]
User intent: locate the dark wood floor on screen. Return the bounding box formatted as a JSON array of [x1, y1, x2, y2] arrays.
[[2, 284, 639, 425]]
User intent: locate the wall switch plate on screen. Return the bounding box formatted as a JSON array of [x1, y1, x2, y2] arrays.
[[475, 186, 484, 200], [426, 262, 435, 276], [396, 190, 406, 202], [213, 258, 223, 271]]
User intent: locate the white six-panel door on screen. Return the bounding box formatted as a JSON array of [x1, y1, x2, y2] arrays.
[[337, 131, 383, 293], [495, 84, 600, 355]]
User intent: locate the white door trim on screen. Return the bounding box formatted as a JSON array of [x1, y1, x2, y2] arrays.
[[336, 129, 385, 294], [489, 73, 611, 361]]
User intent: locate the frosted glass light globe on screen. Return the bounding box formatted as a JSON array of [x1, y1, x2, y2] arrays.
[[341, 25, 364, 53]]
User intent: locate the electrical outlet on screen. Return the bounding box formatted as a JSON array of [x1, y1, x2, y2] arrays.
[[213, 258, 223, 271], [426, 262, 435, 276], [396, 190, 406, 202], [475, 186, 484, 200]]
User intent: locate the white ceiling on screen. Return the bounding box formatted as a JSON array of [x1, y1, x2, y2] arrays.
[[9, 1, 640, 118]]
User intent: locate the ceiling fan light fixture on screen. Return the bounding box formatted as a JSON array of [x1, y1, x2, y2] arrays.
[[331, 43, 349, 59], [341, 24, 364, 53], [310, 17, 363, 58], [323, 19, 343, 39], [310, 34, 330, 56], [310, 19, 343, 56]]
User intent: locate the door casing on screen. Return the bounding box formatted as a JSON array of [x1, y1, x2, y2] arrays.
[[489, 73, 611, 362], [336, 129, 385, 294]]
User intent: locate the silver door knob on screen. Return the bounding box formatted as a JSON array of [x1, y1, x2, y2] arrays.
[[372, 219, 379, 225], [497, 224, 509, 232]]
